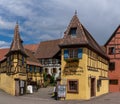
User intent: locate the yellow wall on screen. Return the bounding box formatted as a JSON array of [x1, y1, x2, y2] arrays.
[[61, 48, 109, 100], [0, 74, 15, 95], [0, 53, 27, 96], [27, 65, 44, 86]]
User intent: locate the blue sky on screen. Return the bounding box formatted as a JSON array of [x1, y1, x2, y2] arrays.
[[0, 0, 120, 48]]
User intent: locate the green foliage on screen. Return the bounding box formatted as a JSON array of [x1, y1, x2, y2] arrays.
[[43, 72, 47, 81], [64, 58, 79, 63], [50, 75, 55, 84], [43, 72, 56, 87]]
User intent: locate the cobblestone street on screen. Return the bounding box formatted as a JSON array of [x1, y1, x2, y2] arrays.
[[1, 87, 120, 104]]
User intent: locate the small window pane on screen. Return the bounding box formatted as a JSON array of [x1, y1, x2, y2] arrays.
[[70, 28, 77, 36], [78, 49, 83, 58], [64, 50, 69, 59], [109, 62, 115, 71], [109, 79, 118, 85], [68, 80, 78, 93], [109, 47, 115, 54]]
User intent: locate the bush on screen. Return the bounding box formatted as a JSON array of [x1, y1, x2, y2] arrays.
[[50, 75, 55, 84]]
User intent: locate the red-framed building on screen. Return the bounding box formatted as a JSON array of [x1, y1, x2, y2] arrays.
[[105, 25, 120, 92]]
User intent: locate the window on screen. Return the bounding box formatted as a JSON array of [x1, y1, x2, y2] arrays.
[[22, 56, 24, 65], [34, 66, 36, 72], [109, 47, 115, 54], [64, 50, 69, 59], [52, 59, 56, 64], [67, 80, 78, 93], [45, 59, 48, 64], [8, 56, 11, 65], [45, 68, 48, 73], [69, 49, 78, 58], [52, 68, 57, 73], [109, 62, 115, 71], [39, 67, 43, 73], [109, 79, 118, 85], [29, 65, 32, 72], [78, 48, 83, 58], [48, 59, 52, 64], [41, 59, 44, 64], [69, 27, 77, 36], [97, 79, 101, 92], [64, 48, 82, 59]]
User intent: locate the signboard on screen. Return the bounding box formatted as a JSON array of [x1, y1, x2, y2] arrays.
[[57, 85, 66, 98], [64, 62, 84, 75], [20, 80, 24, 87]]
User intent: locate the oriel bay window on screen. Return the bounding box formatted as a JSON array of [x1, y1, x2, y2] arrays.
[[67, 80, 78, 93], [64, 48, 83, 59]]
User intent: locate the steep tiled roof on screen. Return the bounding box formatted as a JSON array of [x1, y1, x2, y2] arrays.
[[101, 46, 106, 53], [60, 13, 108, 59], [35, 39, 61, 59], [104, 25, 120, 46], [24, 44, 39, 53], [0, 48, 9, 61], [6, 23, 27, 56], [0, 47, 41, 66], [25, 49, 42, 67]]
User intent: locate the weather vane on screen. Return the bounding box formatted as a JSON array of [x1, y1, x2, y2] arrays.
[[75, 10, 77, 15]]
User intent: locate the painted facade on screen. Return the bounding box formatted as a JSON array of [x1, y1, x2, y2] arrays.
[[60, 13, 109, 100], [105, 25, 120, 92]]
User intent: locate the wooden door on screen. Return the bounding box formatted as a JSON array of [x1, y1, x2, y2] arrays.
[[15, 79, 20, 96], [91, 78, 95, 97]]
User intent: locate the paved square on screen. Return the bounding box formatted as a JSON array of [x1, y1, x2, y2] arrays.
[[0, 87, 120, 104]]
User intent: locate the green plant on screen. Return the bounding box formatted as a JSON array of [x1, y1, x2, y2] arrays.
[[64, 58, 79, 62], [50, 75, 55, 84], [43, 72, 47, 81]]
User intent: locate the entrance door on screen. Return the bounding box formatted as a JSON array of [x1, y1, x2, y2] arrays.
[[91, 78, 95, 97], [15, 79, 20, 96]]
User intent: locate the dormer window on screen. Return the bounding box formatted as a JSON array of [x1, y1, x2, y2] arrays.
[[69, 27, 77, 36]]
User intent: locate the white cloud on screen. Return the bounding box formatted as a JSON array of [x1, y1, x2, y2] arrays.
[[0, 41, 10, 48], [0, 17, 15, 29], [0, 0, 120, 45]]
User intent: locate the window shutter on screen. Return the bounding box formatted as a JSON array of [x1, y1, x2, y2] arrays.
[[64, 49, 69, 59], [78, 49, 82, 58]]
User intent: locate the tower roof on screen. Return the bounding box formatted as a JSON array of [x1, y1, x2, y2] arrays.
[[60, 13, 108, 59], [6, 23, 27, 56]]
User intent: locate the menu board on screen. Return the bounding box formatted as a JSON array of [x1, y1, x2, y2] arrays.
[[57, 85, 66, 98]]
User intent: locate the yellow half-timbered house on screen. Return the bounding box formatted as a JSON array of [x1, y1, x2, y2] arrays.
[[59, 13, 109, 100], [0, 23, 43, 96]]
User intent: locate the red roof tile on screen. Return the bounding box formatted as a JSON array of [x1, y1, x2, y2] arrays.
[[24, 44, 39, 53], [60, 13, 108, 59], [0, 48, 9, 60], [25, 49, 42, 67], [0, 47, 41, 66]]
